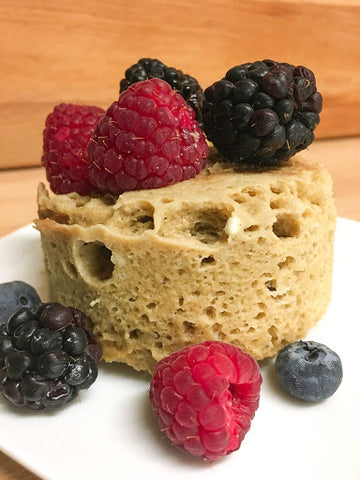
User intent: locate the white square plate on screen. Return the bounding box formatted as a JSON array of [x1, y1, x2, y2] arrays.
[[0, 218, 359, 480]]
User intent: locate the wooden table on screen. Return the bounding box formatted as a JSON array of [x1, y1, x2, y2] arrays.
[[0, 136, 359, 479]]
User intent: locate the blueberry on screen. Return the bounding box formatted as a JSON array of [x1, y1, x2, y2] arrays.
[[275, 340, 343, 402], [0, 281, 41, 325]]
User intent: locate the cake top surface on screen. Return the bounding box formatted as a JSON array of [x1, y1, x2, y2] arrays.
[[37, 147, 334, 248]]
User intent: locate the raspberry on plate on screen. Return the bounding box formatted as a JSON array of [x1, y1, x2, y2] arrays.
[[87, 78, 208, 195], [149, 341, 262, 462], [42, 103, 105, 195]]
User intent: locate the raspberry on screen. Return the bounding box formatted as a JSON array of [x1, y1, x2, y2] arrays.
[[203, 60, 322, 167], [87, 78, 208, 195], [42, 103, 104, 195], [119, 58, 204, 125], [0, 302, 102, 410], [149, 341, 262, 461]]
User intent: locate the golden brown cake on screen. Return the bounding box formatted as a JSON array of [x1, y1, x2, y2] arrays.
[[35, 148, 336, 373]]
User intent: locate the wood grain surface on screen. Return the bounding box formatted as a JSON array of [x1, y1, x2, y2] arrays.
[[1, 0, 360, 169]]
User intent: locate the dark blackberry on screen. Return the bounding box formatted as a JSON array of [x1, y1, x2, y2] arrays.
[[0, 302, 102, 410], [203, 60, 322, 167], [119, 58, 204, 125]]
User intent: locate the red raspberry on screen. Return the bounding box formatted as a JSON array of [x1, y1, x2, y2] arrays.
[[149, 341, 262, 462], [87, 78, 208, 195], [42, 103, 104, 195]]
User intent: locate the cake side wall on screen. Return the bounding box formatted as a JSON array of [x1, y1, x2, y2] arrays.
[[37, 167, 336, 372]]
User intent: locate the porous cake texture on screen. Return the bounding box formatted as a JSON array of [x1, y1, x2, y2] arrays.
[[36, 149, 336, 373]]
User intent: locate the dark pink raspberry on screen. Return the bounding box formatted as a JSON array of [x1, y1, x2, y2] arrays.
[[42, 103, 104, 195], [149, 341, 262, 462], [87, 78, 208, 194]]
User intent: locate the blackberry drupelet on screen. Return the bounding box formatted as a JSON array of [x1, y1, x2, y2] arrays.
[[119, 58, 204, 125], [0, 302, 102, 410], [203, 60, 322, 166]]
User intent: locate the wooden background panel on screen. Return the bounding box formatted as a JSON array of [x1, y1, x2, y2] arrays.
[[0, 0, 359, 169]]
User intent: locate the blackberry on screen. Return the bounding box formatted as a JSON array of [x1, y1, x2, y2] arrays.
[[119, 58, 204, 125], [0, 302, 102, 410], [203, 60, 322, 167]]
